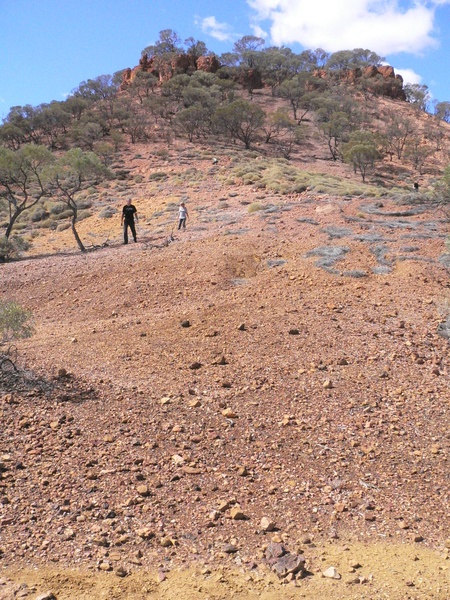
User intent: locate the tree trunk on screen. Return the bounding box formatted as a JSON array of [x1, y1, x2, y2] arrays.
[[5, 209, 21, 239], [71, 214, 86, 252]]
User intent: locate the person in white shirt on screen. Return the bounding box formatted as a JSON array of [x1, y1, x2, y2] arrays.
[[178, 202, 189, 230]]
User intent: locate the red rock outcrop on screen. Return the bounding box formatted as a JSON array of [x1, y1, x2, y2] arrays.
[[312, 65, 405, 100], [120, 53, 221, 90], [196, 55, 220, 73]]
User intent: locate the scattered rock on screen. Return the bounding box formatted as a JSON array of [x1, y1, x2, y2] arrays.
[[266, 542, 286, 560], [261, 517, 275, 532], [230, 506, 246, 520], [223, 544, 238, 553], [273, 554, 305, 579], [35, 593, 57, 600], [189, 362, 202, 370], [137, 485, 150, 496], [323, 566, 341, 580]]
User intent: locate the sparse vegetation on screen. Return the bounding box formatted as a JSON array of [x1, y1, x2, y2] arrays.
[[0, 30, 449, 256]]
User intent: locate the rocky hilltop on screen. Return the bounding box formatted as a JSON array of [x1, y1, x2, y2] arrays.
[[120, 52, 405, 100]]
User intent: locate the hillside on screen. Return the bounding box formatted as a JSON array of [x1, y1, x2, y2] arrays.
[[1, 41, 450, 600]]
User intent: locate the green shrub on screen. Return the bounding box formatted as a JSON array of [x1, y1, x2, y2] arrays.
[[37, 218, 57, 230], [56, 222, 71, 232], [49, 202, 68, 215], [30, 207, 48, 222], [77, 199, 93, 209], [0, 300, 33, 342], [149, 171, 168, 181], [53, 209, 74, 221], [134, 175, 143, 183], [0, 236, 30, 262], [77, 210, 92, 221], [99, 206, 118, 219], [248, 202, 264, 213]]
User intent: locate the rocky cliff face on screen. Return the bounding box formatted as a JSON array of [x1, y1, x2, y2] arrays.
[[120, 55, 405, 101], [313, 65, 406, 100], [119, 53, 220, 90]]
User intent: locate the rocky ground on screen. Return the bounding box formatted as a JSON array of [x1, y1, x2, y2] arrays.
[[1, 137, 450, 598]]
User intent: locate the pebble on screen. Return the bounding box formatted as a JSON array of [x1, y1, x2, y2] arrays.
[[35, 593, 56, 600], [323, 566, 341, 580], [137, 485, 150, 496], [230, 506, 245, 520], [261, 517, 275, 532]]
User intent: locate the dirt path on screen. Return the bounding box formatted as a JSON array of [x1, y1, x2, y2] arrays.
[[2, 541, 450, 599]]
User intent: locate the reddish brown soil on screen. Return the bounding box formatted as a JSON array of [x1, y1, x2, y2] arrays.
[[1, 91, 450, 597]]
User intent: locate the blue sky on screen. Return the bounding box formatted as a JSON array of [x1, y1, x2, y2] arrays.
[[1, 0, 450, 119]]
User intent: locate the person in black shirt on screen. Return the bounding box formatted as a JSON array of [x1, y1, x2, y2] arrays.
[[121, 198, 138, 244]]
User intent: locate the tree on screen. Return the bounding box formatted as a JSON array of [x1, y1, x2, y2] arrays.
[[434, 101, 450, 123], [342, 131, 381, 182], [260, 48, 290, 94], [404, 84, 431, 112], [128, 71, 158, 103], [64, 95, 89, 121], [233, 35, 265, 61], [68, 122, 103, 151], [184, 37, 208, 59], [0, 144, 53, 238], [213, 99, 265, 149], [73, 75, 119, 134], [175, 104, 210, 141], [314, 94, 359, 161], [46, 149, 110, 252], [263, 109, 302, 158], [114, 97, 150, 143], [277, 73, 322, 122], [404, 137, 435, 175], [161, 74, 191, 101], [142, 29, 182, 59], [33, 102, 72, 149], [0, 105, 36, 146], [326, 48, 383, 70], [425, 124, 445, 152], [385, 115, 415, 159], [433, 165, 450, 220]]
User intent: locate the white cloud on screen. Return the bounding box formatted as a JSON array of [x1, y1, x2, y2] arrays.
[[393, 68, 422, 85], [251, 23, 268, 38], [248, 0, 448, 55], [197, 16, 235, 42]]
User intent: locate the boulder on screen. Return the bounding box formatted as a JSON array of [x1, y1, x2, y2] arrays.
[[196, 55, 220, 73]]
